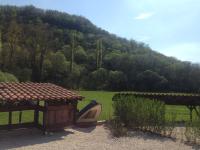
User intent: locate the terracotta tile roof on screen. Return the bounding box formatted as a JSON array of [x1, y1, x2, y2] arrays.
[[0, 82, 83, 101]]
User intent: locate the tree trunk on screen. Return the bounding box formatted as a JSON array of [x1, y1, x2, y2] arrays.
[[99, 39, 103, 68], [70, 32, 75, 72], [38, 47, 47, 81], [96, 40, 100, 69]]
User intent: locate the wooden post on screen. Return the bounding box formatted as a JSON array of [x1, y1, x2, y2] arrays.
[[8, 111, 12, 130], [194, 107, 200, 118], [190, 109, 192, 122], [73, 100, 78, 124], [34, 101, 39, 125], [187, 106, 194, 122], [43, 101, 47, 134], [19, 111, 22, 124]]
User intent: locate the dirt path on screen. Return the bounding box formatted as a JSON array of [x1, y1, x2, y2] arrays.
[[0, 125, 197, 150]]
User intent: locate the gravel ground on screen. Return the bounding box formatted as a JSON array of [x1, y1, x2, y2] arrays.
[[0, 125, 197, 150]]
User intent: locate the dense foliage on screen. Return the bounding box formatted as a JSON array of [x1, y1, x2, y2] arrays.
[[0, 71, 18, 82], [1, 5, 200, 92], [184, 107, 200, 144], [112, 94, 176, 137], [113, 95, 165, 130]]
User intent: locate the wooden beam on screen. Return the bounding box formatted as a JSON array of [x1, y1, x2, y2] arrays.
[[0, 105, 45, 112], [0, 122, 35, 130], [113, 93, 200, 106]]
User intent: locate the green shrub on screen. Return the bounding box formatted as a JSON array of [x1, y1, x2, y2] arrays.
[[185, 107, 200, 144], [0, 71, 18, 82], [108, 118, 127, 137], [164, 112, 177, 137], [0, 71, 7, 82], [185, 122, 197, 143], [113, 94, 166, 134]]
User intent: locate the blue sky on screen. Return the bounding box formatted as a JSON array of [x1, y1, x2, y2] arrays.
[[1, 0, 200, 63]]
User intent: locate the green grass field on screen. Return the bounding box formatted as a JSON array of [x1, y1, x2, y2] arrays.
[[78, 91, 116, 120], [79, 91, 193, 121], [0, 91, 194, 125]]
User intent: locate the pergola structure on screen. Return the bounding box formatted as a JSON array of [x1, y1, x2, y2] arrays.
[[0, 82, 83, 132], [113, 92, 200, 121]]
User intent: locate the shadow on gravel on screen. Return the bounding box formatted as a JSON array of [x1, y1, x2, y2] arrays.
[[127, 131, 177, 142], [105, 121, 175, 142], [0, 128, 74, 150], [72, 126, 96, 133], [184, 141, 200, 150]]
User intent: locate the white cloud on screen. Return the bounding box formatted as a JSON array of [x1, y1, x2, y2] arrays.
[[134, 12, 154, 20], [162, 42, 200, 63]]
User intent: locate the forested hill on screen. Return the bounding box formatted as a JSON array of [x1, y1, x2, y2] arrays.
[[0, 5, 200, 92]]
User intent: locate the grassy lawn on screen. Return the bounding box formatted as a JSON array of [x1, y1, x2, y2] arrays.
[[79, 91, 193, 121], [0, 91, 194, 125], [0, 110, 35, 125], [78, 91, 116, 120], [165, 105, 190, 122]]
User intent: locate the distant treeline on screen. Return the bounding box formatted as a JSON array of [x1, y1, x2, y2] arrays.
[[0, 5, 200, 92]]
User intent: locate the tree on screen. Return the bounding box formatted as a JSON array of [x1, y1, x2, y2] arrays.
[[0, 31, 2, 69], [63, 66, 81, 89], [23, 22, 53, 81], [61, 45, 71, 60], [90, 68, 108, 90], [0, 31, 2, 53], [43, 52, 69, 83], [0, 71, 18, 82], [70, 31, 76, 72], [6, 20, 22, 68], [136, 70, 168, 91], [108, 70, 127, 90], [96, 39, 103, 69], [74, 46, 87, 64], [37, 24, 53, 81], [1, 5, 200, 92]]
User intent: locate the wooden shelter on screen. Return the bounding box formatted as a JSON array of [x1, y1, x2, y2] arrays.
[[113, 92, 200, 121], [113, 92, 200, 106], [0, 82, 83, 132]]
